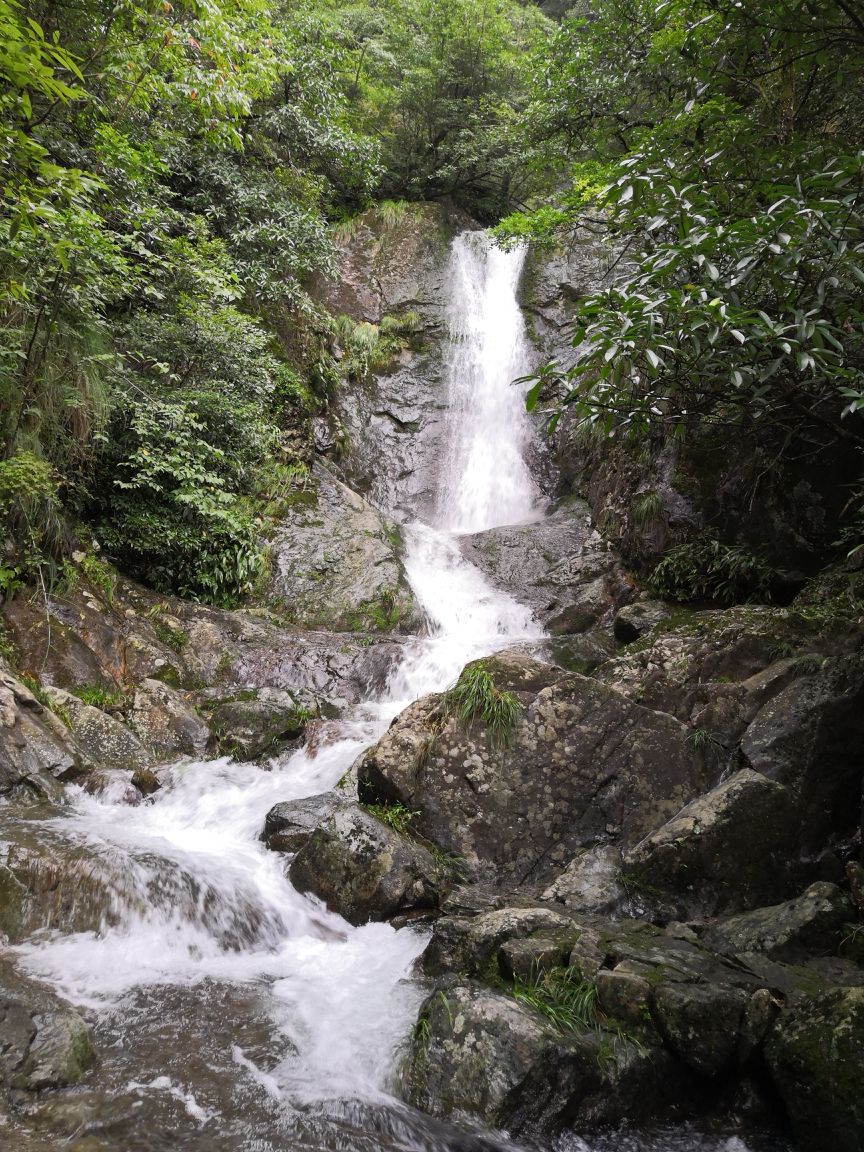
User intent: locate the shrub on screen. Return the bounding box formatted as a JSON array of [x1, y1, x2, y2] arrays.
[[649, 538, 775, 605]]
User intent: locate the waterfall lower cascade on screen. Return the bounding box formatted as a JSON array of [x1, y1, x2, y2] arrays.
[[6, 235, 751, 1152]]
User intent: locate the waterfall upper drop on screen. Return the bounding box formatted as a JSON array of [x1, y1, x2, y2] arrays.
[[437, 231, 541, 534]]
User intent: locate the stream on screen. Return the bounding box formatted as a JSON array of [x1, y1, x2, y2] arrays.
[[4, 233, 779, 1152]]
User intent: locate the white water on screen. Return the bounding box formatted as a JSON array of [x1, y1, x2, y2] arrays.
[[12, 233, 546, 1135]]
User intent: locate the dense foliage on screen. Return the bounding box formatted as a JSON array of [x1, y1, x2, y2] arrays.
[[504, 0, 864, 552], [0, 0, 543, 602]]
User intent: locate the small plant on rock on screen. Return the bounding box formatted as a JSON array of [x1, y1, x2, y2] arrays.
[[512, 967, 598, 1033], [443, 661, 522, 750]]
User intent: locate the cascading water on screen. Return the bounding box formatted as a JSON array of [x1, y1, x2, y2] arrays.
[[5, 234, 764, 1152], [437, 232, 541, 534]]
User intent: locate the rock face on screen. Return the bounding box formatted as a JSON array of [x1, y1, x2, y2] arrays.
[[766, 987, 864, 1152], [267, 464, 419, 633], [0, 962, 94, 1091], [624, 769, 797, 915], [458, 500, 634, 635], [0, 668, 83, 798], [359, 651, 711, 887], [705, 882, 854, 962], [278, 793, 448, 925], [310, 202, 473, 519]]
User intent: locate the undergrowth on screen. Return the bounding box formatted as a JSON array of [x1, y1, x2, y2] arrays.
[[649, 537, 776, 605], [512, 967, 598, 1033]]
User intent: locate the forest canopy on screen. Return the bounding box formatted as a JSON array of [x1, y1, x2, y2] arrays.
[[1, 0, 862, 604]]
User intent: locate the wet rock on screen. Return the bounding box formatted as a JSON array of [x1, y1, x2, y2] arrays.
[[623, 770, 797, 915], [267, 463, 419, 633], [613, 598, 673, 644], [127, 678, 209, 761], [359, 651, 712, 888], [44, 686, 151, 773], [766, 986, 864, 1152], [0, 670, 80, 796], [420, 905, 580, 979], [542, 846, 627, 915], [405, 980, 694, 1136], [741, 650, 864, 847], [459, 502, 633, 635], [311, 202, 472, 519], [705, 882, 854, 961], [595, 965, 651, 1026], [405, 982, 553, 1126], [262, 792, 344, 854], [201, 687, 317, 761], [0, 962, 94, 1090], [650, 981, 749, 1077], [287, 795, 447, 925]]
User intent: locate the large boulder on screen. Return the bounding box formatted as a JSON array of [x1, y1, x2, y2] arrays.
[[266, 464, 419, 633], [199, 687, 318, 762], [704, 882, 854, 962], [359, 652, 712, 887], [541, 846, 627, 916], [0, 670, 79, 797], [740, 650, 864, 848], [127, 678, 209, 761], [44, 686, 152, 773], [623, 769, 797, 915], [285, 794, 448, 925], [0, 962, 94, 1091], [766, 987, 864, 1152], [404, 980, 694, 1136], [458, 501, 633, 635]]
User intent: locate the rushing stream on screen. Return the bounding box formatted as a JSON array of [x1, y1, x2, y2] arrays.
[[5, 234, 778, 1152]]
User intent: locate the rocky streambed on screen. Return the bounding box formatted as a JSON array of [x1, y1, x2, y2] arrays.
[[0, 218, 862, 1152]]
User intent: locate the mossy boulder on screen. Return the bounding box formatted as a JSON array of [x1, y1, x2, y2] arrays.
[[766, 986, 864, 1152]]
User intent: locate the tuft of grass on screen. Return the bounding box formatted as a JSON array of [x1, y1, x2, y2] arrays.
[[366, 801, 419, 836], [70, 683, 122, 711], [443, 661, 522, 749], [512, 967, 598, 1033], [79, 554, 118, 604], [631, 490, 663, 527], [687, 726, 726, 752], [19, 673, 54, 709]]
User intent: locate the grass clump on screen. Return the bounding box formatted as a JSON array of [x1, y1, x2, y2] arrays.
[[631, 490, 663, 528], [366, 801, 419, 836], [79, 554, 118, 604], [443, 661, 522, 749], [70, 683, 122, 711], [512, 967, 598, 1033]]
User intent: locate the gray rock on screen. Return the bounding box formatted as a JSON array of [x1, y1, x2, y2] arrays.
[[624, 769, 797, 915], [705, 882, 854, 961], [459, 503, 632, 635], [498, 936, 575, 982], [287, 795, 447, 925], [421, 905, 581, 979], [201, 687, 317, 761], [651, 981, 749, 1077], [267, 464, 419, 633], [613, 599, 673, 644], [0, 671, 79, 796], [262, 792, 344, 854], [44, 686, 152, 772], [405, 980, 694, 1136], [766, 986, 864, 1152], [542, 846, 627, 915], [0, 962, 94, 1090], [127, 678, 209, 761], [741, 651, 864, 847], [595, 966, 651, 1026], [359, 651, 713, 888]]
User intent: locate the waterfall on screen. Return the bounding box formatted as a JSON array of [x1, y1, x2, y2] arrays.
[[437, 232, 541, 533], [12, 231, 547, 1149]]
